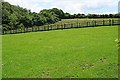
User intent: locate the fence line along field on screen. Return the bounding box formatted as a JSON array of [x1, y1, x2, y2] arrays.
[[2, 18, 119, 34], [55, 18, 119, 24], [2, 26, 118, 78]]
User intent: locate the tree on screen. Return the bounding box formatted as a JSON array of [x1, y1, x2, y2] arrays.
[[2, 1, 119, 34], [50, 8, 64, 19], [9, 14, 18, 29], [63, 13, 71, 19], [39, 9, 60, 24]]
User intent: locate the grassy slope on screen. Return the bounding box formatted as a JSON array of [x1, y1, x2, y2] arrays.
[[2, 26, 118, 78]]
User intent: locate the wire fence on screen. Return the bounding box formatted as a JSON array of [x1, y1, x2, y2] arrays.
[[2, 19, 120, 35]]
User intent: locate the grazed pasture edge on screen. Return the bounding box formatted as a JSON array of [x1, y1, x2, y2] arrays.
[[2, 26, 118, 79]]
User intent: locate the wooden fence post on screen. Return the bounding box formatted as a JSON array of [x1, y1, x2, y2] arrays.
[[15, 28, 17, 33], [64, 24, 65, 29], [44, 25, 46, 31], [112, 19, 114, 25], [34, 27, 35, 32], [2, 29, 4, 35], [52, 24, 54, 30], [4, 30, 6, 34], [58, 24, 59, 29], [16, 28, 18, 33], [21, 28, 22, 33], [57, 25, 59, 29], [43, 26, 45, 31], [12, 28, 14, 34], [13, 29, 15, 34], [47, 25, 49, 31], [23, 27, 25, 33], [87, 22, 88, 26], [103, 20, 105, 26], [27, 27, 28, 32], [94, 21, 96, 26], [10, 28, 12, 34], [79, 23, 81, 27], [14, 28, 16, 34], [109, 19, 111, 26], [33, 27, 35, 32], [118, 19, 120, 25], [36, 27, 37, 32], [92, 21, 94, 27], [46, 25, 47, 30], [77, 22, 78, 28], [26, 27, 27, 32], [3, 30, 5, 35], [37, 26, 39, 31], [60, 24, 62, 29], [71, 23, 73, 28], [32, 26, 34, 32], [51, 25, 52, 30]]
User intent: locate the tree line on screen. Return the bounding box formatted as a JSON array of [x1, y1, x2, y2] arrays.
[[2, 2, 120, 31]]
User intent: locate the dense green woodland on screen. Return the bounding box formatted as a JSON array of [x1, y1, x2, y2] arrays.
[[2, 2, 120, 31], [2, 2, 64, 31]]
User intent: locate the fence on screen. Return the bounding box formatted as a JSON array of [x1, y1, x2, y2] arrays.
[[2, 19, 120, 35]]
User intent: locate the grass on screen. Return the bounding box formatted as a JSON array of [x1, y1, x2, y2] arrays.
[[2, 26, 118, 78]]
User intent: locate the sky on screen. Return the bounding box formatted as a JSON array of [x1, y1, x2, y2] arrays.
[[5, 0, 120, 14]]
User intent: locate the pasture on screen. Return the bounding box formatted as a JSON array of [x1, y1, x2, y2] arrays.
[[56, 18, 119, 24], [2, 26, 118, 78]]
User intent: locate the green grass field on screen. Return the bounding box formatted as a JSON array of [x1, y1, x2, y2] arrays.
[[2, 26, 118, 78]]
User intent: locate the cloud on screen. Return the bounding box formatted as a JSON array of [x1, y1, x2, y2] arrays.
[[5, 0, 119, 14]]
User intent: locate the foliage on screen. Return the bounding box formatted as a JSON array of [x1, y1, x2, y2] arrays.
[[2, 2, 62, 30]]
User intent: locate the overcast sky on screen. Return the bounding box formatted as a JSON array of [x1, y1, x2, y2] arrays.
[[5, 0, 119, 14]]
